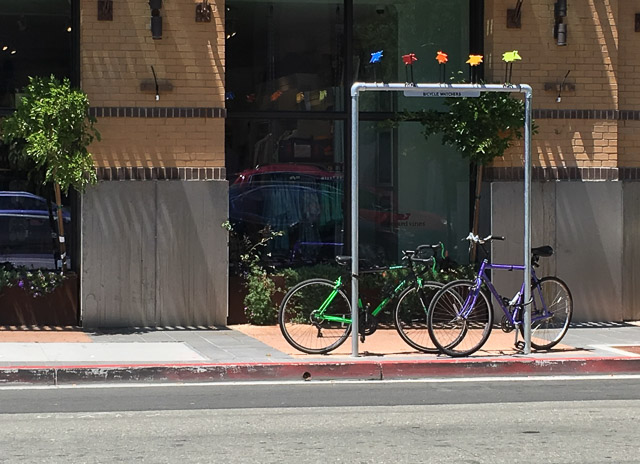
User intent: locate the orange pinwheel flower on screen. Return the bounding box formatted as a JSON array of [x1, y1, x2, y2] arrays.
[[436, 51, 448, 64], [270, 90, 283, 101], [466, 55, 483, 66]]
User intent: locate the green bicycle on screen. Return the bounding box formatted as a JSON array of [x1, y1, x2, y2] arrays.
[[278, 243, 447, 354]]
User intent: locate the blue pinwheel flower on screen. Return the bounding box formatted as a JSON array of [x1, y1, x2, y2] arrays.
[[370, 50, 383, 64]]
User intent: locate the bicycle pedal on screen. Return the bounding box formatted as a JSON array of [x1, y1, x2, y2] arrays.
[[514, 341, 525, 351], [360, 334, 365, 343]]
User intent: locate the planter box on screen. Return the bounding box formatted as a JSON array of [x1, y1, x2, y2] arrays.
[[0, 273, 78, 326]]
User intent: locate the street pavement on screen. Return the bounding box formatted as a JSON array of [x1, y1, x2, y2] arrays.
[[0, 321, 639, 384]]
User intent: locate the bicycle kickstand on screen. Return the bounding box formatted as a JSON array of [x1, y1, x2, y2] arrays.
[[513, 329, 525, 353]]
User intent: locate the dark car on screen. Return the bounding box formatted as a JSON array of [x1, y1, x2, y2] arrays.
[[229, 165, 447, 264], [0, 191, 71, 268]]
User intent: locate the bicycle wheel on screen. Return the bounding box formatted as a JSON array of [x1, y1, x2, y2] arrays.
[[428, 280, 493, 357], [520, 276, 573, 350], [394, 282, 443, 353], [278, 278, 352, 354]]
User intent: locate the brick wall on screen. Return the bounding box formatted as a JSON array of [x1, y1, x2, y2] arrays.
[[485, 0, 640, 170], [80, 0, 225, 169]]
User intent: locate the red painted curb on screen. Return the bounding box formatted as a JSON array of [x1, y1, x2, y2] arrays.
[[53, 362, 382, 384], [378, 357, 640, 379], [0, 357, 639, 385]]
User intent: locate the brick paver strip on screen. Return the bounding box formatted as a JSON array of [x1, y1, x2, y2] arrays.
[[232, 325, 581, 358], [0, 330, 92, 343]]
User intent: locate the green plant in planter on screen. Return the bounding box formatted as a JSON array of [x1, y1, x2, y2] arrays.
[[1, 75, 100, 271], [399, 74, 536, 261], [223, 221, 284, 325]]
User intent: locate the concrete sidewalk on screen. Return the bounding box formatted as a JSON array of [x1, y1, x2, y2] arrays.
[[0, 322, 639, 384]]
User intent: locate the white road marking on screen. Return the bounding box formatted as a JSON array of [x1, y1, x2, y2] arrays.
[[1, 374, 640, 391], [589, 344, 640, 357]]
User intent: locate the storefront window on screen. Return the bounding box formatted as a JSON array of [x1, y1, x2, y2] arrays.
[[0, 0, 74, 270], [227, 0, 473, 266]]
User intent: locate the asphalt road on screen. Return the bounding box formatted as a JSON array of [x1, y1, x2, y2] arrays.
[[1, 376, 639, 463]]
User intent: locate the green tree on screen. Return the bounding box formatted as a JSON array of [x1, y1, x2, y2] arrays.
[[1, 75, 100, 271]]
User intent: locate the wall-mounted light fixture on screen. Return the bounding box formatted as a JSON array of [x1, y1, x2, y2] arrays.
[[140, 66, 173, 100], [554, 0, 567, 45], [507, 0, 523, 29], [196, 0, 213, 22], [149, 0, 162, 39]]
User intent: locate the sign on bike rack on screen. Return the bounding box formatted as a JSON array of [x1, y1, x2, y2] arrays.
[[350, 82, 534, 357]]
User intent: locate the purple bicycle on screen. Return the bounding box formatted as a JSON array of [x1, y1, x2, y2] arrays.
[[427, 233, 573, 357]]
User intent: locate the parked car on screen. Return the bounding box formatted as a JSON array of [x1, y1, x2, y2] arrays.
[[0, 191, 71, 268], [228, 165, 447, 264]]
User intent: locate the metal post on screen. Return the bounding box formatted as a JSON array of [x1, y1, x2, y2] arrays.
[[523, 88, 533, 354], [350, 86, 360, 357], [348, 82, 533, 357]]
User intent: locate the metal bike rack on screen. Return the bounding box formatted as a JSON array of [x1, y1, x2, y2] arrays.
[[350, 82, 533, 357]]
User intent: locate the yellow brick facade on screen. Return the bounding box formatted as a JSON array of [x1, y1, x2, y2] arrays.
[[80, 0, 225, 168], [485, 0, 640, 169]]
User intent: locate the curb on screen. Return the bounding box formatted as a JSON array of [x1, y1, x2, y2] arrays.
[[1, 357, 640, 385]]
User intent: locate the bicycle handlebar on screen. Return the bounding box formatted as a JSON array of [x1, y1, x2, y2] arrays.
[[402, 242, 443, 262], [463, 232, 505, 244]]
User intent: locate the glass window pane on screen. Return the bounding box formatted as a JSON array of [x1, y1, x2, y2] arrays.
[[0, 0, 72, 108], [358, 121, 469, 264], [227, 118, 345, 265], [354, 0, 470, 112], [226, 1, 345, 112]]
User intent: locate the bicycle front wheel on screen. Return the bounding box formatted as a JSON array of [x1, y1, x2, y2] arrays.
[[520, 276, 573, 350], [394, 282, 443, 353], [278, 278, 352, 354], [428, 280, 493, 357]]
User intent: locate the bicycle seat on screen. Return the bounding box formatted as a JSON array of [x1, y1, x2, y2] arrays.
[[532, 245, 553, 257]]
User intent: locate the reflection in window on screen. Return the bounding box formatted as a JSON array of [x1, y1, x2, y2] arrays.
[[0, 1, 74, 270], [226, 0, 473, 266], [0, 189, 72, 268], [225, 1, 344, 112], [227, 119, 345, 265]]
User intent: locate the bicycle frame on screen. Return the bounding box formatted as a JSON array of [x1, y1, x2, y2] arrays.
[[313, 265, 431, 325], [464, 259, 551, 326]]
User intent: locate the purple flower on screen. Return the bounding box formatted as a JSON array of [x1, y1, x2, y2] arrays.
[[18, 280, 24, 288]]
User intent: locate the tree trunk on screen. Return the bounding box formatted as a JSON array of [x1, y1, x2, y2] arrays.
[[53, 182, 68, 272], [469, 163, 484, 263]]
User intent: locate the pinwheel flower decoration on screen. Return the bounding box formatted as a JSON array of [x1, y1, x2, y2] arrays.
[[466, 54, 483, 83], [370, 50, 383, 64], [502, 50, 522, 84], [436, 51, 448, 83], [402, 53, 418, 85]]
